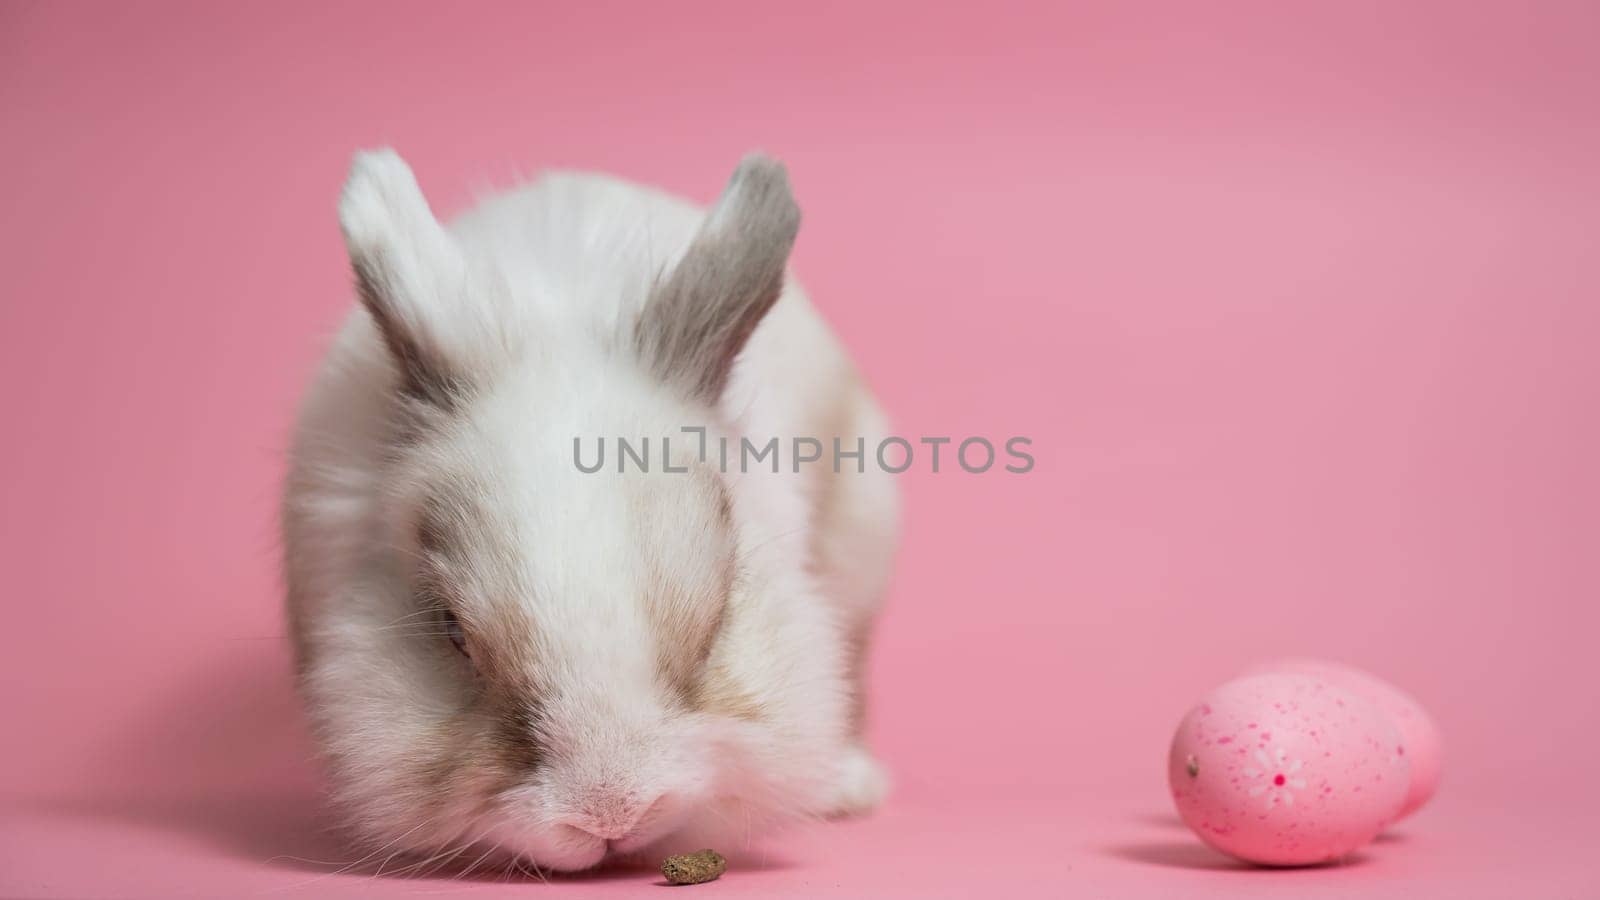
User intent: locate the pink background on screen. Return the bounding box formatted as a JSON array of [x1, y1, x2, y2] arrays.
[[3, 1, 1597, 897]]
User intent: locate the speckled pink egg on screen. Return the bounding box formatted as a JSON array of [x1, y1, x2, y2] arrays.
[[1169, 673, 1410, 866], [1244, 659, 1440, 820]]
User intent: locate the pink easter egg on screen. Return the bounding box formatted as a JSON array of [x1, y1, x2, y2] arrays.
[[1245, 659, 1440, 819], [1169, 673, 1410, 866]]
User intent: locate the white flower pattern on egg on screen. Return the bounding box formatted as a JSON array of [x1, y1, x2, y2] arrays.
[[1243, 746, 1307, 807]]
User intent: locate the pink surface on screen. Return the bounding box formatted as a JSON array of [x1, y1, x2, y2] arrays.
[[3, 1, 1598, 897]]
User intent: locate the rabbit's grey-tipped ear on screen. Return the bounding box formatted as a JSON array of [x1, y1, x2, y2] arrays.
[[637, 155, 800, 403], [339, 149, 471, 405]]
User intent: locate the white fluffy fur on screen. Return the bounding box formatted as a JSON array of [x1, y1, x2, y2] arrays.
[[282, 150, 899, 872]]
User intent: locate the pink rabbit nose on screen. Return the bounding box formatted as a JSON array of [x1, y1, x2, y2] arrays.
[[565, 790, 662, 842]]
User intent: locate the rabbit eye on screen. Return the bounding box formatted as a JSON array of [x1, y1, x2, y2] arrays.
[[441, 609, 469, 657]]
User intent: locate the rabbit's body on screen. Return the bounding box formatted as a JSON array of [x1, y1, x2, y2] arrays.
[[283, 152, 897, 871]]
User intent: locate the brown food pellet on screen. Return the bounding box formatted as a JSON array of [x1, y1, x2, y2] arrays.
[[660, 849, 727, 885]]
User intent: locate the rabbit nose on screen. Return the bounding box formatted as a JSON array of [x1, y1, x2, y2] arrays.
[[570, 821, 629, 842], [565, 790, 662, 841]]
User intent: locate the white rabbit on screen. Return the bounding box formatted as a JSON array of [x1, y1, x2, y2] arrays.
[[282, 149, 899, 872]]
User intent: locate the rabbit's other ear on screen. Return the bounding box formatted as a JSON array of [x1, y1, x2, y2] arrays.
[[637, 154, 800, 403], [339, 149, 477, 405]]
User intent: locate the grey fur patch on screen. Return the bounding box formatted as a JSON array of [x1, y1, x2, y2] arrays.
[[352, 257, 469, 409], [636, 155, 800, 403], [493, 700, 548, 774]]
